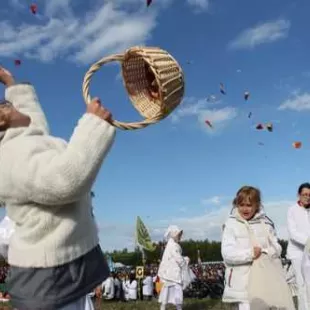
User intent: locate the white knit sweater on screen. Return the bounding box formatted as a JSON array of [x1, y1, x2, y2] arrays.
[[0, 84, 116, 268]]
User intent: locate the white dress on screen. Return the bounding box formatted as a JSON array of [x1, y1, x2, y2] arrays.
[[157, 238, 190, 306], [158, 280, 183, 305]]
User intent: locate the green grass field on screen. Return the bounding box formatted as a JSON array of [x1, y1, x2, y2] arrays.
[[0, 299, 231, 310]]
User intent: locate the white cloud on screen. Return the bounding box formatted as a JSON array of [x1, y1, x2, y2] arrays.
[[279, 92, 310, 111], [0, 1, 157, 64], [98, 199, 294, 251], [201, 195, 222, 205], [229, 19, 290, 50], [187, 0, 210, 11], [170, 97, 236, 134], [197, 107, 237, 133]]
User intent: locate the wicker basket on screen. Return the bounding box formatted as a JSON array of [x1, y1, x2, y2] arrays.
[[82, 46, 185, 130]]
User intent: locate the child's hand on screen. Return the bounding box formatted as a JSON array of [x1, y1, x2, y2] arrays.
[[87, 97, 113, 123], [253, 246, 262, 260], [0, 67, 15, 86]]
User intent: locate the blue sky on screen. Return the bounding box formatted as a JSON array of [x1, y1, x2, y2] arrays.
[[0, 0, 310, 250]]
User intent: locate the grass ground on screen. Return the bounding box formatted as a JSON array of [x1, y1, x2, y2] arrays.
[[97, 299, 230, 309], [0, 299, 231, 310]]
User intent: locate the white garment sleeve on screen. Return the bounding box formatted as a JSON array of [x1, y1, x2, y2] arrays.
[[268, 225, 282, 257], [0, 216, 15, 260], [221, 222, 253, 265], [172, 243, 187, 268], [5, 113, 116, 206], [287, 207, 308, 246]]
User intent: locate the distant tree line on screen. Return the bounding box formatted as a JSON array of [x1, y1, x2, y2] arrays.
[[105, 239, 288, 266]]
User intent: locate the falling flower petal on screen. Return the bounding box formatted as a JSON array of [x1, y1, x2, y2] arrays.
[[293, 141, 302, 149], [220, 83, 226, 95], [266, 123, 273, 132], [205, 120, 213, 128], [30, 3, 37, 14]]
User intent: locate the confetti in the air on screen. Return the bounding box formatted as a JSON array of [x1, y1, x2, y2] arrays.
[[220, 83, 226, 95], [14, 59, 21, 66], [266, 123, 273, 132], [256, 124, 264, 130], [30, 3, 37, 14], [244, 91, 250, 101], [205, 120, 213, 128], [293, 141, 302, 149], [146, 0, 152, 7]]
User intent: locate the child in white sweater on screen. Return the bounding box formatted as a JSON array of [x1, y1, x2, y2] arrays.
[[0, 66, 116, 309]]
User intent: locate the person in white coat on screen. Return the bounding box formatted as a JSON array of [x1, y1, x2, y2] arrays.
[[102, 273, 115, 300], [123, 272, 138, 301], [142, 270, 153, 300], [287, 183, 310, 310], [157, 225, 190, 310], [0, 66, 115, 310], [221, 186, 283, 310]]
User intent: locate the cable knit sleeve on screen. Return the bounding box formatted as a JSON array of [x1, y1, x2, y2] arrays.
[[5, 113, 116, 205]]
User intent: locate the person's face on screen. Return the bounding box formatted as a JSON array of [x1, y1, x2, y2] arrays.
[[0, 100, 30, 130], [299, 188, 310, 207], [237, 200, 258, 221], [175, 230, 183, 242]]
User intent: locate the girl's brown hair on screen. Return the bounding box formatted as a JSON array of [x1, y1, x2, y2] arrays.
[[233, 186, 262, 210]]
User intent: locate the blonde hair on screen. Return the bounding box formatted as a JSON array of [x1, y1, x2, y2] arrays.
[[233, 186, 261, 211]]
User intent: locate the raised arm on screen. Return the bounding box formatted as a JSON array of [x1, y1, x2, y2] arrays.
[[2, 85, 116, 205]]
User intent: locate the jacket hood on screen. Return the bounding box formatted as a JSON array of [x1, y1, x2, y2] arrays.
[[230, 206, 268, 223], [0, 84, 49, 145]]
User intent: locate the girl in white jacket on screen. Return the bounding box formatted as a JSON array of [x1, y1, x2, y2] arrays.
[[157, 225, 189, 310], [221, 186, 282, 310]]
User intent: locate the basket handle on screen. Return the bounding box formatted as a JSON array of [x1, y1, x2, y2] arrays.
[[82, 54, 161, 130]]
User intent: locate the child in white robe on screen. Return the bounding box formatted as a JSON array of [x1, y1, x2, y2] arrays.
[[157, 225, 190, 310]]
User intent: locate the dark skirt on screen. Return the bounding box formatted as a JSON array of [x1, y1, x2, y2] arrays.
[[6, 245, 109, 310]]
